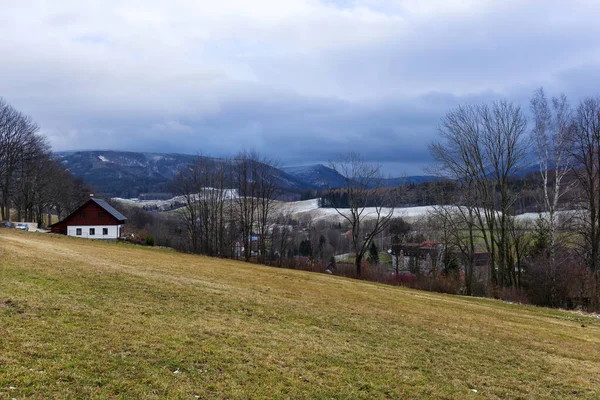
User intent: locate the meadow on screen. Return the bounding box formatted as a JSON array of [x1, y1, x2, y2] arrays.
[[0, 230, 599, 399]]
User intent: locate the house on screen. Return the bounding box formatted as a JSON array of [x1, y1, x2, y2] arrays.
[[390, 241, 444, 275], [50, 198, 127, 239]]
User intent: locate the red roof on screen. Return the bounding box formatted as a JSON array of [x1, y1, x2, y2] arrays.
[[50, 198, 127, 234]]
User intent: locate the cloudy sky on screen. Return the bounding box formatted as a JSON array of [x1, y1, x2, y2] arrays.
[[2, 0, 600, 175]]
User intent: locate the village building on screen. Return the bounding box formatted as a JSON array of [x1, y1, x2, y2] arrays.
[[390, 241, 490, 281], [390, 241, 444, 275], [49, 198, 127, 239]]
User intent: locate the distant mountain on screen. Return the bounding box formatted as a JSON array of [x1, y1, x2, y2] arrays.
[[282, 164, 440, 189], [56, 151, 441, 198], [56, 151, 311, 198], [55, 151, 199, 198], [282, 164, 348, 189], [382, 176, 440, 186]]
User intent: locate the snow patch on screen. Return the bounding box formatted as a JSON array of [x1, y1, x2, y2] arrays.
[[98, 155, 110, 163]]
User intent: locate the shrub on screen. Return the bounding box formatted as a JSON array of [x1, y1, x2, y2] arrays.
[[145, 235, 155, 247]]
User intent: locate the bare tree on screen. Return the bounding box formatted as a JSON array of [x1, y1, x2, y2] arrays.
[[0, 98, 40, 220], [430, 101, 529, 288], [255, 156, 279, 264], [50, 173, 93, 222], [173, 161, 201, 252], [430, 182, 479, 295], [328, 153, 395, 277], [231, 150, 279, 263], [530, 87, 575, 301], [571, 97, 600, 307], [271, 220, 295, 267], [234, 150, 258, 261], [173, 155, 231, 256]]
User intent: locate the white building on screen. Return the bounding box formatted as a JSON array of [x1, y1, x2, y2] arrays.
[[49, 198, 127, 240]]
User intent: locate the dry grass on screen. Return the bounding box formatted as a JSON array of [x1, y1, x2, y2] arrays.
[[0, 230, 599, 399]]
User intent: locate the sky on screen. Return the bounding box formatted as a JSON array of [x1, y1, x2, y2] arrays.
[[2, 0, 600, 176]]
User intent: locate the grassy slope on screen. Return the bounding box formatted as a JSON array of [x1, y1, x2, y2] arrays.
[[0, 231, 599, 399]]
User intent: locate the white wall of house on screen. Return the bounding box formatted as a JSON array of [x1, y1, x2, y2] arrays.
[[67, 225, 123, 239]]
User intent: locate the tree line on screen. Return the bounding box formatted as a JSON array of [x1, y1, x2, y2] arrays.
[[429, 88, 600, 309], [172, 150, 279, 264], [0, 97, 92, 226]]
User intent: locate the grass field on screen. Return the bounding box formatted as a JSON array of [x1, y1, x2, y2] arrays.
[[0, 230, 599, 399]]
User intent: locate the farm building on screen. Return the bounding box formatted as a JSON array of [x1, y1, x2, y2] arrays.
[[49, 198, 127, 239]]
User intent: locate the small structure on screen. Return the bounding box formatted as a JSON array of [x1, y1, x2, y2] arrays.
[[389, 241, 444, 275], [49, 198, 127, 239]]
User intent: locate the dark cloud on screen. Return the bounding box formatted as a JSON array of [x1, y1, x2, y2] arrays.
[[2, 1, 600, 176]]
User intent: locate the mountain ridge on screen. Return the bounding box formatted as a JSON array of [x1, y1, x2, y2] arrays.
[[56, 150, 440, 198]]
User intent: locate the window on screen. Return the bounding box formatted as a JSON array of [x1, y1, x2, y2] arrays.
[[80, 212, 86, 219], [76, 228, 82, 236], [102, 228, 108, 235], [89, 228, 95, 236], [98, 212, 104, 219]]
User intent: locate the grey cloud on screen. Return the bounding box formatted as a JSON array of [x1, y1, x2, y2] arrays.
[[3, 1, 600, 177]]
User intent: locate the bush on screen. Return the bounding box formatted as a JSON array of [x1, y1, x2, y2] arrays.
[[145, 235, 155, 247]]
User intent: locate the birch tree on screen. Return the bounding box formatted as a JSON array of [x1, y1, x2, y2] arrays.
[[530, 87, 575, 302]]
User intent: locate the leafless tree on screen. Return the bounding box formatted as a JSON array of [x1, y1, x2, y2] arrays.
[[328, 152, 395, 277], [430, 182, 479, 295], [271, 220, 295, 267], [0, 98, 40, 220], [13, 137, 58, 225], [234, 150, 259, 261], [430, 101, 529, 288], [232, 150, 279, 263], [50, 173, 93, 221], [571, 96, 600, 306], [254, 156, 279, 264], [173, 155, 231, 256], [530, 87, 575, 301]]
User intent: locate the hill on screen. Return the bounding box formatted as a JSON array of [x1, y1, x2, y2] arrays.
[[1, 230, 599, 398], [55, 151, 310, 198], [382, 175, 440, 186], [282, 164, 440, 189], [56, 151, 440, 198], [282, 164, 348, 189], [55, 151, 198, 198]]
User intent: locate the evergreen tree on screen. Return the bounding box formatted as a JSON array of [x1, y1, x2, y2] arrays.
[[299, 239, 312, 258], [368, 241, 379, 265]]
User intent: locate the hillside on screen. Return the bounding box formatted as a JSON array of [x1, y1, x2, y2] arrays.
[[57, 151, 440, 198], [55, 151, 198, 198], [56, 151, 311, 198], [282, 164, 440, 190], [282, 164, 348, 189], [1, 231, 599, 399]]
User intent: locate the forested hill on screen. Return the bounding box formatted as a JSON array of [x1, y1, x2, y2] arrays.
[[56, 151, 439, 198], [56, 151, 312, 198], [55, 151, 198, 198]]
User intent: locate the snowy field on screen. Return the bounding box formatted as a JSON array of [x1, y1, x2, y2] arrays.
[[113, 189, 238, 211], [271, 199, 579, 224], [114, 194, 579, 224], [271, 199, 437, 223]]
